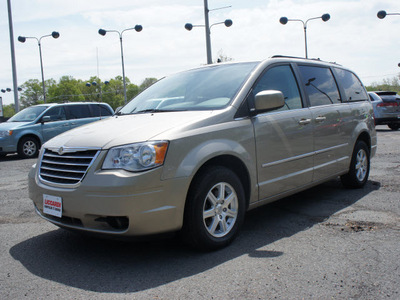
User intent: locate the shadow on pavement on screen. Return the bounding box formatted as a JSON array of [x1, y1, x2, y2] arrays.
[[10, 179, 380, 293]]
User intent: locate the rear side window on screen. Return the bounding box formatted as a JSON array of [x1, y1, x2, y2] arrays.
[[66, 105, 91, 119], [298, 65, 341, 106], [253, 65, 303, 111], [90, 104, 112, 117], [334, 68, 367, 102]]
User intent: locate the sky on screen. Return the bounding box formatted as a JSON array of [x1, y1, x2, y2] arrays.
[[1, 0, 399, 106]]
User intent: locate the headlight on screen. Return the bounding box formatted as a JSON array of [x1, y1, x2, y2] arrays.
[[0, 130, 13, 137], [102, 141, 169, 172]]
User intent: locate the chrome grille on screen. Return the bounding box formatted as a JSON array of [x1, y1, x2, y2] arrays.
[[39, 148, 99, 185]]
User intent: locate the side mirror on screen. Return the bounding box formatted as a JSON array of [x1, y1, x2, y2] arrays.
[[41, 116, 51, 123], [254, 90, 285, 114]]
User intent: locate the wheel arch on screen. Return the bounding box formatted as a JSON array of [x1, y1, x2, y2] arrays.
[[17, 134, 42, 158], [18, 133, 42, 149], [186, 154, 252, 210], [356, 131, 371, 153]]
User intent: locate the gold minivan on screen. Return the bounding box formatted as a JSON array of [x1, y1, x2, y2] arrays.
[[29, 56, 377, 250]]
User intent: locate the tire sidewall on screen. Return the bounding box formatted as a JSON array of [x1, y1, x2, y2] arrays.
[[343, 141, 370, 188], [388, 124, 399, 131], [184, 166, 246, 250], [18, 137, 39, 159]]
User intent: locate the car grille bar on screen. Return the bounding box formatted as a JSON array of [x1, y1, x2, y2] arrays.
[[39, 148, 100, 185]]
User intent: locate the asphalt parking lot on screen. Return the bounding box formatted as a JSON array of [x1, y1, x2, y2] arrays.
[[0, 126, 399, 299]]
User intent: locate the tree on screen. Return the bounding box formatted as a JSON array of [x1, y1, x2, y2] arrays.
[[101, 76, 124, 109], [2, 104, 15, 118], [139, 78, 158, 92], [215, 50, 233, 63], [365, 74, 400, 93], [19, 79, 43, 108], [47, 76, 85, 103]]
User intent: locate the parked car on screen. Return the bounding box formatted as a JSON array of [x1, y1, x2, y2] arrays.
[[368, 91, 400, 130], [29, 56, 377, 250], [0, 102, 113, 158]]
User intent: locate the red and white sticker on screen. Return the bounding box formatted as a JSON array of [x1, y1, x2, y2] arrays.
[[43, 194, 62, 218]]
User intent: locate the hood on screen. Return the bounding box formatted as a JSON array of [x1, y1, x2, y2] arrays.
[[44, 111, 214, 149], [0, 121, 30, 131]]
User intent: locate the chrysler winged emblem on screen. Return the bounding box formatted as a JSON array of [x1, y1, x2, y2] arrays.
[[58, 146, 64, 155]]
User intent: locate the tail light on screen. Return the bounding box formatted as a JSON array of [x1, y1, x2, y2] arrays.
[[377, 102, 398, 107]]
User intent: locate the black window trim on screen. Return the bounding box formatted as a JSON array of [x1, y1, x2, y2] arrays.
[[294, 63, 343, 108], [64, 104, 92, 120], [88, 103, 113, 118], [237, 63, 306, 118], [331, 67, 368, 103]]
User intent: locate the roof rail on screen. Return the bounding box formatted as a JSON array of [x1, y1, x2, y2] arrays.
[[271, 55, 341, 65], [271, 55, 309, 60]]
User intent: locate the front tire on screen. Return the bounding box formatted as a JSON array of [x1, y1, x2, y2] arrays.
[[182, 166, 246, 251], [341, 140, 370, 188], [18, 136, 39, 158]]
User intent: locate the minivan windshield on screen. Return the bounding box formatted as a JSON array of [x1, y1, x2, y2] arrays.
[[8, 105, 49, 122], [119, 62, 258, 114]]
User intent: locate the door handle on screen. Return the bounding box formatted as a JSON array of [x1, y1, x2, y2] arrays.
[[63, 124, 69, 127], [298, 118, 311, 125], [315, 116, 327, 123]]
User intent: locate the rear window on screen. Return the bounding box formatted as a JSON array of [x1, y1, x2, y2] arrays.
[[377, 93, 400, 102], [334, 68, 367, 102]]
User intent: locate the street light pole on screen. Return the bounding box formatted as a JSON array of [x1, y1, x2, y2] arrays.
[[98, 25, 143, 104], [119, 32, 128, 104], [18, 31, 60, 103], [38, 39, 46, 103], [6, 0, 19, 112], [203, 0, 212, 65], [279, 14, 330, 59], [185, 1, 232, 65]]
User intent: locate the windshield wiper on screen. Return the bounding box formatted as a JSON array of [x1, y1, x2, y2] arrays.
[[133, 109, 186, 114]]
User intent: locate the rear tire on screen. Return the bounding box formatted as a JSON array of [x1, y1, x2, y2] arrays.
[[341, 141, 370, 188], [181, 166, 246, 251], [388, 124, 400, 131], [18, 136, 39, 159]]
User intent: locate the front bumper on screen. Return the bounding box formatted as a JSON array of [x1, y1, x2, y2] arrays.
[[28, 162, 191, 237], [0, 136, 17, 154]]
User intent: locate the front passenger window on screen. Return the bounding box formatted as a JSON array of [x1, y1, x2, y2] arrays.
[[253, 65, 303, 111], [42, 107, 67, 122]]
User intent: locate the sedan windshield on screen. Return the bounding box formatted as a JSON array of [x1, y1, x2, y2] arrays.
[[119, 62, 258, 114], [8, 106, 49, 122]]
